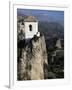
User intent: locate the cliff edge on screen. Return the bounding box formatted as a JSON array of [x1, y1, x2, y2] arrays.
[[17, 35, 48, 80]]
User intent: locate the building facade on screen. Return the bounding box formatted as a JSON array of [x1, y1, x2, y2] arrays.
[[24, 16, 38, 39]]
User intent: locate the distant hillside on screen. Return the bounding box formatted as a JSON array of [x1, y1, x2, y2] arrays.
[[38, 21, 64, 39]]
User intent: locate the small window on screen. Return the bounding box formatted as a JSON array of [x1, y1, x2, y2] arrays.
[[22, 22, 24, 25], [29, 24, 32, 31]]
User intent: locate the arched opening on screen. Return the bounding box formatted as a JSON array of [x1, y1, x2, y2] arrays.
[[29, 24, 32, 31]]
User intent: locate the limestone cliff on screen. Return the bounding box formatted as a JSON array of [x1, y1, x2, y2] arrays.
[[17, 35, 48, 80]]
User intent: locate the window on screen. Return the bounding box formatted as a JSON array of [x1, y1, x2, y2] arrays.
[[29, 24, 32, 31], [22, 22, 24, 25]]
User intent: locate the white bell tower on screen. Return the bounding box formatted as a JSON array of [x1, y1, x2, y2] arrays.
[[24, 16, 38, 39]]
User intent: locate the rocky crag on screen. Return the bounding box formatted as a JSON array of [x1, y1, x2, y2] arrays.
[[17, 35, 48, 80]]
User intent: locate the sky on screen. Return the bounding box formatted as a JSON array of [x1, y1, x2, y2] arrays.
[[17, 8, 64, 26]]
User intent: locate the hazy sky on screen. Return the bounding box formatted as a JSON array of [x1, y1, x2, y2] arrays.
[[17, 8, 64, 26]]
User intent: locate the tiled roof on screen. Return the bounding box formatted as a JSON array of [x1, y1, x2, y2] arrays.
[[24, 16, 38, 22]]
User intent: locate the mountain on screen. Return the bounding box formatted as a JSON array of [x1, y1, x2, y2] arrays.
[[17, 15, 64, 79], [38, 21, 64, 39]]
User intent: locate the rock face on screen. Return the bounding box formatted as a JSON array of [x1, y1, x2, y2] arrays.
[[17, 35, 48, 80], [55, 39, 61, 49]]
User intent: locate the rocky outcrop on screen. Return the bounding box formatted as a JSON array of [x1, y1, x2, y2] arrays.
[[55, 39, 61, 49], [17, 35, 48, 80]]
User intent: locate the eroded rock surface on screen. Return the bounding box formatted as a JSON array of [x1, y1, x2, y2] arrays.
[[17, 35, 48, 80]]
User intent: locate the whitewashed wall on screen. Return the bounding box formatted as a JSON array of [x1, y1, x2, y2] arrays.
[[24, 22, 38, 39]]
